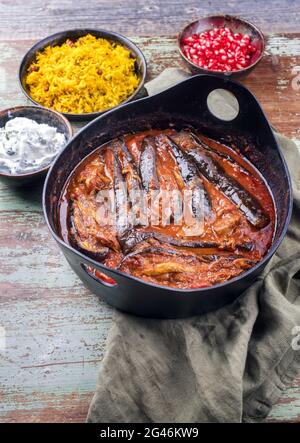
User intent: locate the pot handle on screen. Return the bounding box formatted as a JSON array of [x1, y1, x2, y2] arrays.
[[198, 75, 274, 137], [63, 245, 127, 287]]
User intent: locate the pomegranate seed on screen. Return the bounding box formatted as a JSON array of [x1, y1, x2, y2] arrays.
[[234, 33, 241, 39], [181, 27, 258, 71]]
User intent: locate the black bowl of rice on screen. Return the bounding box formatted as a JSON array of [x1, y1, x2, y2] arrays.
[[19, 29, 147, 121]]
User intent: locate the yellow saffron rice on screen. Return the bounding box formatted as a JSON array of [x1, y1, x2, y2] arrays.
[[25, 34, 140, 114]]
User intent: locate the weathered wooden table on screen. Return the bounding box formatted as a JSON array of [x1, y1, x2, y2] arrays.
[[0, 0, 299, 423]]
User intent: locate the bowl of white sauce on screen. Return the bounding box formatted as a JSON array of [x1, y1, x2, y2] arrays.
[[0, 106, 73, 185]]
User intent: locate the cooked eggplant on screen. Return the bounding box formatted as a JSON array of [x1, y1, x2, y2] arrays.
[[119, 227, 254, 255], [172, 134, 270, 228], [140, 136, 159, 191], [172, 130, 250, 175], [74, 242, 109, 261], [69, 214, 110, 261], [119, 228, 219, 253], [156, 134, 211, 218], [119, 245, 219, 265], [113, 150, 129, 235], [117, 139, 141, 192]]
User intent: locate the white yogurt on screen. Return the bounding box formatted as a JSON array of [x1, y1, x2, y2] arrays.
[[0, 117, 66, 174]]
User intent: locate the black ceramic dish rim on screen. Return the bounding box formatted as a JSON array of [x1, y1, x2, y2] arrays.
[[0, 105, 73, 179], [42, 74, 293, 295], [18, 28, 148, 121], [177, 14, 266, 76]]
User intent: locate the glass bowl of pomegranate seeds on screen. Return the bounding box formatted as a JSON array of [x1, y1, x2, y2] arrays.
[[178, 15, 265, 77]]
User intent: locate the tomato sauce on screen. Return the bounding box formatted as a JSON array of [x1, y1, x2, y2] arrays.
[[59, 129, 276, 289]]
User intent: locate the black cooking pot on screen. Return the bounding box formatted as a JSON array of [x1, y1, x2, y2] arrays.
[[43, 75, 292, 318]]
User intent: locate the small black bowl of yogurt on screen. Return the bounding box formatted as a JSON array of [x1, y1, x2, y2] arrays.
[[0, 106, 73, 185]]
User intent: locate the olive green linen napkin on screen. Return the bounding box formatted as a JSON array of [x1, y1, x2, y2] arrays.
[[87, 69, 300, 423]]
